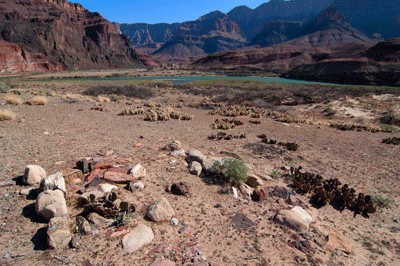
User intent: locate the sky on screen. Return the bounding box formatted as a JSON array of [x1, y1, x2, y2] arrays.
[[76, 0, 267, 24]]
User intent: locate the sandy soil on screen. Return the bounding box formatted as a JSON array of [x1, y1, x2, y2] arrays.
[[0, 79, 399, 266]]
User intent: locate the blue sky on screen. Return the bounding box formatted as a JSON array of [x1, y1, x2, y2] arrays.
[[76, 0, 267, 24]]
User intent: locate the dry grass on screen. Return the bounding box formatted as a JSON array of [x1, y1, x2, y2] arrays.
[[0, 109, 16, 121], [5, 95, 22, 105], [97, 95, 111, 102], [61, 93, 90, 103], [32, 96, 48, 105]]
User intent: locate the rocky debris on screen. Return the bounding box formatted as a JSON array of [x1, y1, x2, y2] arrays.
[[148, 243, 165, 256], [103, 171, 136, 183], [39, 172, 66, 194], [170, 217, 179, 226], [231, 187, 238, 199], [87, 212, 114, 228], [47, 216, 72, 249], [19, 187, 35, 196], [147, 197, 175, 222], [288, 239, 313, 254], [150, 258, 176, 266], [163, 140, 182, 151], [290, 206, 312, 224], [170, 182, 189, 196], [230, 213, 255, 230], [23, 165, 46, 186], [287, 195, 308, 209], [99, 183, 118, 193], [0, 180, 14, 187], [36, 189, 68, 220], [326, 233, 353, 254], [70, 235, 82, 249], [76, 158, 91, 173], [251, 189, 267, 202], [238, 183, 252, 200], [76, 216, 91, 235], [108, 167, 128, 173], [189, 161, 202, 176], [122, 224, 154, 253], [79, 191, 105, 204], [246, 173, 264, 187], [274, 210, 309, 234], [270, 186, 296, 200], [92, 163, 114, 170], [86, 169, 105, 184], [129, 164, 146, 179], [62, 168, 84, 184], [169, 149, 186, 157], [277, 198, 286, 205], [128, 181, 144, 192]]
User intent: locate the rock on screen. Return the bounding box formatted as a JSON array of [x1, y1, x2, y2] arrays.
[[23, 165, 46, 186], [163, 140, 182, 151], [274, 210, 309, 234], [150, 258, 176, 266], [92, 163, 114, 170], [326, 233, 353, 254], [129, 164, 146, 179], [271, 186, 296, 200], [238, 183, 252, 200], [122, 224, 154, 253], [189, 161, 202, 176], [36, 189, 68, 220], [290, 206, 312, 224], [230, 213, 255, 230], [287, 195, 308, 209], [170, 217, 179, 226], [148, 243, 165, 255], [128, 181, 144, 192], [47, 216, 72, 249], [20, 187, 35, 196], [108, 167, 127, 173], [277, 198, 286, 205], [251, 189, 268, 201], [39, 172, 66, 194], [76, 158, 90, 173], [147, 197, 175, 222], [87, 212, 114, 228], [76, 216, 91, 235], [99, 183, 118, 193], [185, 149, 206, 164], [246, 174, 264, 187], [86, 169, 104, 184], [79, 190, 105, 204], [62, 168, 84, 184], [0, 180, 14, 187], [169, 149, 186, 157], [201, 157, 222, 174], [70, 235, 82, 249], [171, 182, 189, 195], [231, 187, 238, 199], [103, 171, 136, 183]]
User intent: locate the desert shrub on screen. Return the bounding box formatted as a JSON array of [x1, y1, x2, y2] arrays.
[[380, 124, 397, 133], [97, 95, 110, 102], [380, 105, 400, 126], [213, 158, 249, 185], [5, 95, 22, 105], [323, 107, 338, 117], [0, 109, 16, 121], [83, 85, 155, 99], [32, 96, 48, 105], [0, 82, 10, 92], [372, 196, 393, 210]]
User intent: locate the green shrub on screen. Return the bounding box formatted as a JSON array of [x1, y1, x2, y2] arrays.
[[214, 158, 249, 185], [380, 124, 397, 133], [372, 196, 393, 210], [0, 82, 10, 92]]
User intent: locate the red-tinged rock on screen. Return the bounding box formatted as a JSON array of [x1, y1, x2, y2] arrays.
[[251, 189, 267, 202], [92, 163, 114, 170], [277, 198, 286, 205], [171, 182, 189, 195], [62, 168, 83, 184], [148, 243, 165, 255], [108, 167, 127, 174], [103, 171, 135, 183], [326, 233, 353, 254], [86, 169, 105, 183]]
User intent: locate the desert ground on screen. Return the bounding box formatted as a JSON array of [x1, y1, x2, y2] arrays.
[[0, 69, 399, 266]]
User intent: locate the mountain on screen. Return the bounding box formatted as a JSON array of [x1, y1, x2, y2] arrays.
[[330, 0, 400, 39], [0, 0, 154, 71], [152, 11, 247, 60]]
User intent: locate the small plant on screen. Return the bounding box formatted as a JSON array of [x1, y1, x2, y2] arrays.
[[115, 213, 131, 227], [382, 137, 400, 145], [0, 82, 10, 92], [271, 169, 281, 179], [323, 107, 337, 117], [5, 95, 22, 105], [97, 95, 111, 102], [380, 124, 397, 133], [32, 96, 48, 105], [372, 196, 392, 210], [213, 158, 249, 185], [0, 109, 16, 121]]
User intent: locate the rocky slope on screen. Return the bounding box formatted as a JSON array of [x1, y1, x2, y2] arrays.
[[0, 0, 154, 71]]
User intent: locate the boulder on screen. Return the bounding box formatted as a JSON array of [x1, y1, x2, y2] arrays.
[[246, 174, 264, 187], [163, 140, 182, 151], [238, 184, 252, 200], [36, 189, 68, 220], [274, 210, 309, 233], [47, 216, 71, 249], [129, 164, 146, 179], [185, 149, 206, 164], [87, 212, 114, 228], [122, 224, 154, 253], [251, 189, 267, 201], [290, 206, 312, 224], [128, 181, 144, 192], [76, 216, 91, 235], [147, 197, 175, 222], [39, 172, 66, 194], [103, 171, 135, 183], [23, 165, 46, 186], [189, 161, 202, 176]]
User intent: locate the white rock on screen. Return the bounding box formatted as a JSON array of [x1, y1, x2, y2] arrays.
[[131, 182, 144, 191], [238, 184, 252, 200], [129, 164, 146, 179], [23, 165, 46, 186], [290, 206, 313, 224], [170, 217, 179, 226], [246, 174, 264, 187], [189, 161, 202, 176], [99, 183, 118, 193], [36, 189, 68, 220], [163, 140, 182, 151], [274, 210, 309, 234], [20, 187, 35, 195], [147, 197, 175, 222], [47, 216, 71, 249], [169, 149, 186, 157], [122, 224, 154, 253], [39, 172, 66, 194], [79, 190, 105, 204], [185, 149, 206, 164], [87, 212, 114, 228], [231, 187, 238, 199]]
